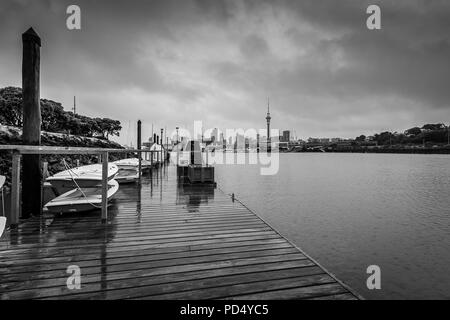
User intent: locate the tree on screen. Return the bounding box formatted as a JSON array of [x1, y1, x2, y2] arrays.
[[0, 87, 23, 127], [355, 135, 366, 142], [41, 99, 66, 132], [0, 86, 122, 140], [95, 118, 122, 139], [404, 127, 421, 136], [422, 123, 445, 131]]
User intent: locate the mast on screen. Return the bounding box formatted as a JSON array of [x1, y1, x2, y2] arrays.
[[266, 97, 271, 152]]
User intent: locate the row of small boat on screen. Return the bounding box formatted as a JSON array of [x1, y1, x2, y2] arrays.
[[44, 158, 152, 214]]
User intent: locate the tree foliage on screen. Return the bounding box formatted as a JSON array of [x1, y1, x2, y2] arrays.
[[0, 87, 121, 139], [366, 125, 449, 146]]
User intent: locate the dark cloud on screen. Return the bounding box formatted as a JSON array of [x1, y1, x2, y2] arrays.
[[0, 0, 449, 143]]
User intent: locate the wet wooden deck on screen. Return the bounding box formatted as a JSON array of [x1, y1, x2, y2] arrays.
[[0, 165, 359, 300]]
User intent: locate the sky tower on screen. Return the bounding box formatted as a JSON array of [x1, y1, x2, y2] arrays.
[[266, 97, 271, 152]]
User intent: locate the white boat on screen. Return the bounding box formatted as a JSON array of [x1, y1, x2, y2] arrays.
[[114, 168, 139, 183], [0, 217, 5, 238], [149, 143, 163, 163], [113, 158, 152, 184], [44, 180, 119, 213], [114, 158, 152, 170], [46, 163, 119, 194]]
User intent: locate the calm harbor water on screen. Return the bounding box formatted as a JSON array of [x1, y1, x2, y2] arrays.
[[215, 153, 450, 299]]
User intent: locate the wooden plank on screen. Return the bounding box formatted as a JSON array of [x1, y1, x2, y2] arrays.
[[136, 274, 335, 300], [223, 283, 348, 300], [308, 293, 358, 300]]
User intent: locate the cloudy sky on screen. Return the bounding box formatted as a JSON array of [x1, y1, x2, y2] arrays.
[[1, 0, 449, 144]]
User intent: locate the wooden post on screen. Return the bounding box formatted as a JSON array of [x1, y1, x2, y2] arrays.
[[22, 27, 42, 218], [160, 129, 164, 165], [257, 133, 260, 153], [137, 120, 142, 182], [150, 150, 154, 172], [101, 151, 108, 222], [10, 152, 21, 227], [157, 135, 160, 165]]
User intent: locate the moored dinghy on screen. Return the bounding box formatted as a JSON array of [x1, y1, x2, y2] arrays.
[[114, 157, 152, 170], [44, 180, 119, 213], [46, 163, 118, 194], [113, 158, 152, 183]]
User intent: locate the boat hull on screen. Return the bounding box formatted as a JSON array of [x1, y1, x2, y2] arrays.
[[114, 168, 139, 184], [114, 158, 152, 171], [44, 180, 119, 214], [47, 163, 118, 194]]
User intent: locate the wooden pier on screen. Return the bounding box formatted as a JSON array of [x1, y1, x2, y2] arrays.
[[0, 164, 359, 300]]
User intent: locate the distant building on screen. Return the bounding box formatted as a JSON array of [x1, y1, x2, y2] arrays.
[[211, 128, 218, 142], [282, 130, 290, 142]]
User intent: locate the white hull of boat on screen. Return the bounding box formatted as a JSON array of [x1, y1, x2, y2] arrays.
[[114, 168, 139, 184], [114, 158, 152, 170], [44, 180, 119, 213], [46, 163, 118, 194]]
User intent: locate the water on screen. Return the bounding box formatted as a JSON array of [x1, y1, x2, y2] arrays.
[[215, 153, 450, 299]]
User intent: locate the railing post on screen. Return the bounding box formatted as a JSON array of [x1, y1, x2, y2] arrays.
[[11, 152, 21, 227], [151, 150, 154, 172], [137, 120, 142, 183], [101, 151, 108, 222], [138, 151, 142, 183]]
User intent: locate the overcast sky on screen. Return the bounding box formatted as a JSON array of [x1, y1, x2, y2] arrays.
[[1, 0, 449, 144]]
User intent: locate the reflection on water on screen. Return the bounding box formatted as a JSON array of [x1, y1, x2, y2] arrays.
[[215, 153, 450, 299], [176, 181, 215, 213]]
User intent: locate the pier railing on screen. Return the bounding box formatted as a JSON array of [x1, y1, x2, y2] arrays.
[[0, 145, 161, 227]]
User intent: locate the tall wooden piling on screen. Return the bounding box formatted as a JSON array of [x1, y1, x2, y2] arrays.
[[257, 133, 260, 153], [160, 129, 164, 164], [21, 27, 42, 218], [137, 120, 142, 182]]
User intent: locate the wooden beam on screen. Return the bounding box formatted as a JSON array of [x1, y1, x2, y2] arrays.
[[101, 151, 108, 222], [0, 145, 157, 155], [10, 152, 21, 227]]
